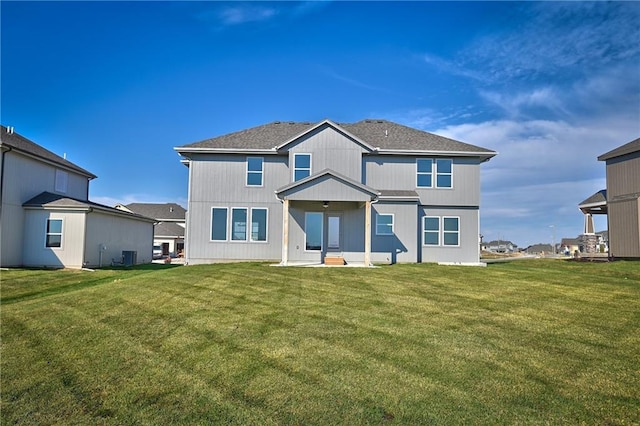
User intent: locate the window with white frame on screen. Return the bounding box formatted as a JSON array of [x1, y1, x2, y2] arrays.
[[55, 170, 68, 193], [417, 158, 453, 188], [45, 218, 63, 248], [211, 207, 228, 241], [293, 153, 311, 181], [423, 216, 439, 246], [416, 159, 433, 188], [436, 159, 453, 188], [246, 157, 263, 186], [376, 213, 394, 235], [250, 208, 268, 242], [442, 217, 460, 246], [231, 208, 248, 241]]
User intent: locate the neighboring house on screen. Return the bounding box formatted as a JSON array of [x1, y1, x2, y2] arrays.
[[525, 244, 554, 256], [115, 203, 186, 257], [175, 119, 497, 266], [483, 240, 517, 253], [559, 238, 581, 256], [581, 137, 640, 258], [0, 125, 155, 268]]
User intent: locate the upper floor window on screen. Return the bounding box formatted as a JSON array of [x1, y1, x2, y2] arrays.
[[416, 158, 453, 188], [294, 153, 311, 181], [45, 218, 63, 248], [55, 170, 68, 193], [246, 157, 263, 186], [376, 213, 394, 235]]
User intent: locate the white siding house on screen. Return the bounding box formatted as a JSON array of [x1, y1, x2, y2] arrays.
[[0, 125, 155, 268], [175, 119, 497, 266]]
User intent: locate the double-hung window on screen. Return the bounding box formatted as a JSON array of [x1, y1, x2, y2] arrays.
[[45, 218, 63, 248], [246, 157, 263, 186], [423, 217, 439, 246], [293, 153, 311, 181], [417, 158, 453, 188], [376, 213, 394, 235], [442, 217, 460, 246]]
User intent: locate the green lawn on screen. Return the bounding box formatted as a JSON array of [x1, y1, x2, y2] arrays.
[[1, 260, 639, 425]]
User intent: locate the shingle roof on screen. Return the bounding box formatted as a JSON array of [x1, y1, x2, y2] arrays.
[[124, 203, 186, 220], [598, 137, 640, 161], [0, 125, 96, 178], [23, 192, 155, 222], [579, 190, 607, 207], [177, 119, 496, 157], [154, 222, 185, 237]]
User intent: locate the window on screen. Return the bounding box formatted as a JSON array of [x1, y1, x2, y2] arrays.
[[376, 213, 394, 235], [436, 159, 452, 188], [417, 158, 453, 188], [416, 159, 432, 188], [246, 157, 263, 186], [211, 208, 228, 241], [55, 170, 68, 193], [293, 153, 311, 181], [45, 218, 63, 248], [305, 212, 323, 251], [443, 217, 460, 246], [250, 208, 268, 242], [423, 216, 439, 246], [231, 208, 248, 241]]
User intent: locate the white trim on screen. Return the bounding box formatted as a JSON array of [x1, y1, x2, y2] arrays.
[[375, 213, 394, 236], [246, 156, 264, 187], [304, 211, 323, 252], [230, 207, 249, 242], [416, 158, 433, 188], [210, 207, 229, 241], [435, 158, 453, 189], [45, 218, 63, 249], [250, 207, 269, 243], [293, 153, 312, 182], [416, 158, 454, 189]]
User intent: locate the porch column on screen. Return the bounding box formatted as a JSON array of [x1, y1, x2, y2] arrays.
[[583, 212, 594, 234], [281, 198, 289, 265], [364, 200, 371, 266]]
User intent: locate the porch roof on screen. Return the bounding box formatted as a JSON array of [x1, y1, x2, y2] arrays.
[[579, 189, 607, 214], [275, 169, 380, 202]]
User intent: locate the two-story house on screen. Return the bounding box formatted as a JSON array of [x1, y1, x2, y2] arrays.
[[0, 125, 155, 268], [175, 119, 496, 266]]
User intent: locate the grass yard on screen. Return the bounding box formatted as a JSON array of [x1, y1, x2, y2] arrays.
[[1, 260, 639, 425]]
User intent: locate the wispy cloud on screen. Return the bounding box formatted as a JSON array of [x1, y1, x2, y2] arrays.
[[464, 2, 640, 82], [218, 5, 278, 26]]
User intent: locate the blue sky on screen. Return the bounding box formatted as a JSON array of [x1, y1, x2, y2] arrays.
[[2, 1, 639, 247]]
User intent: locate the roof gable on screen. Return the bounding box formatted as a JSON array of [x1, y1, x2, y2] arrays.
[[276, 169, 379, 201], [0, 125, 96, 179], [274, 119, 375, 152]]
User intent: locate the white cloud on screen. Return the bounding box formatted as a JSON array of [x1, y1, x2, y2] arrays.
[[218, 5, 277, 26]]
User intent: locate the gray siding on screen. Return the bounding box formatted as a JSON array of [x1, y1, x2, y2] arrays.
[[364, 156, 480, 206], [608, 198, 640, 258], [23, 210, 87, 268], [287, 126, 367, 182], [606, 151, 640, 199], [420, 207, 480, 264], [84, 211, 154, 267], [1, 151, 90, 267], [370, 202, 419, 263]]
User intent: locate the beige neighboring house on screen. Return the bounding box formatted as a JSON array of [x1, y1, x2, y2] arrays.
[[0, 125, 155, 268], [115, 203, 186, 257], [580, 137, 640, 258]]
